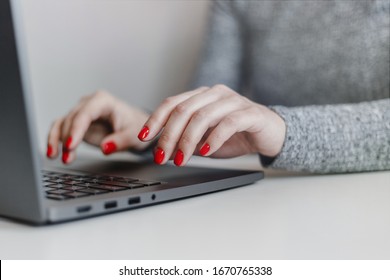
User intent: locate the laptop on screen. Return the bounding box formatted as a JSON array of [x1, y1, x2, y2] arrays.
[[0, 0, 263, 224]]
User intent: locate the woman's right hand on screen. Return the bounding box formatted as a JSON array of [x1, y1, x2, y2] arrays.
[[46, 90, 150, 164]]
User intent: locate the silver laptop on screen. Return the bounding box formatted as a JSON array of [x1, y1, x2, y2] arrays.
[[0, 0, 263, 224]]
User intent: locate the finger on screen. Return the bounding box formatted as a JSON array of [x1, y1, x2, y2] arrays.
[[62, 92, 116, 151], [60, 106, 83, 148], [153, 87, 227, 164], [173, 98, 245, 166], [201, 108, 257, 156], [61, 148, 76, 164], [58, 95, 92, 148], [139, 87, 209, 142], [47, 117, 65, 159]]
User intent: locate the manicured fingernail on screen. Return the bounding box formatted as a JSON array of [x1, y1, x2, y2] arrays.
[[154, 147, 165, 164], [199, 143, 210, 156], [102, 141, 117, 155], [65, 136, 73, 149], [174, 150, 184, 166], [46, 144, 53, 157], [138, 126, 149, 140], [62, 151, 70, 164]]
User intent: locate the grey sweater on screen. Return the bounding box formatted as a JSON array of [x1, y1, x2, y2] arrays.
[[193, 0, 390, 173]]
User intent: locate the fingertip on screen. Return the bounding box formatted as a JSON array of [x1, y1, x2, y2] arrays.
[[174, 149, 184, 166], [61, 149, 75, 164], [154, 147, 165, 165], [46, 144, 53, 158], [102, 141, 117, 155], [199, 143, 210, 156], [62, 150, 70, 164], [138, 126, 150, 141]]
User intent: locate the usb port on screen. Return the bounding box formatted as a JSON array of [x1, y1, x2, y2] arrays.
[[104, 201, 117, 209], [128, 197, 141, 205], [77, 205, 91, 213]]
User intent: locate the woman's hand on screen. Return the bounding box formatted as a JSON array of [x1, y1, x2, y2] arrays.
[[47, 90, 150, 164], [138, 85, 286, 166]]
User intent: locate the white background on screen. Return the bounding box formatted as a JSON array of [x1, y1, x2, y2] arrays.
[[2, 260, 390, 280], [18, 0, 210, 149]]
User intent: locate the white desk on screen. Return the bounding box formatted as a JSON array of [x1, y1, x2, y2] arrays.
[[1, 154, 389, 259]]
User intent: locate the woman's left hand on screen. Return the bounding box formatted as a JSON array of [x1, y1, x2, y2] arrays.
[[138, 85, 286, 166]]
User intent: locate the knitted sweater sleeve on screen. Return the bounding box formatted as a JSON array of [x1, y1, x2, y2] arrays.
[[265, 99, 390, 173]]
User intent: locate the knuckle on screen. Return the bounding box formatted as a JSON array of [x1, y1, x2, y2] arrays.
[[212, 84, 229, 93], [92, 90, 109, 100], [162, 96, 175, 106], [173, 103, 188, 115], [222, 115, 238, 127], [197, 86, 210, 91], [192, 109, 207, 122]]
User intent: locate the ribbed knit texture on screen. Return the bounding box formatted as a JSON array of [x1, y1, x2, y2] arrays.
[[193, 0, 390, 173]]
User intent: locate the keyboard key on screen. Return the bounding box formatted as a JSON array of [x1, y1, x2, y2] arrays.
[[47, 184, 70, 189], [78, 188, 109, 195], [62, 185, 86, 191], [97, 180, 136, 188], [47, 189, 72, 195], [45, 179, 65, 184], [62, 180, 83, 185], [96, 176, 114, 181], [46, 194, 69, 200], [137, 180, 161, 186], [112, 177, 139, 183], [74, 182, 100, 188], [43, 182, 58, 188], [127, 183, 146, 189], [63, 192, 90, 198], [90, 185, 127, 192]]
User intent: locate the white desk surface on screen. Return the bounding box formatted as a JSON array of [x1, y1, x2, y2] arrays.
[[1, 154, 389, 260]]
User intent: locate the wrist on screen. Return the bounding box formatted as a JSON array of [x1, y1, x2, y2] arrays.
[[256, 106, 286, 157]]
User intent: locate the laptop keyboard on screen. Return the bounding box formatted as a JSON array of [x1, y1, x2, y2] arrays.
[[41, 171, 162, 200]]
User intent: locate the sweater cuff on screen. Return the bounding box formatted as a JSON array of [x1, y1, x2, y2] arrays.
[[261, 105, 310, 172]]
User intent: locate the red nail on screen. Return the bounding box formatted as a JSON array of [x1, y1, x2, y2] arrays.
[[199, 143, 210, 156], [174, 150, 184, 166], [138, 126, 149, 140], [62, 151, 70, 164], [46, 144, 53, 157], [65, 136, 73, 149], [102, 141, 117, 155], [154, 148, 165, 164]]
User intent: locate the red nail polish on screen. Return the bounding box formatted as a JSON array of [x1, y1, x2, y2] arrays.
[[103, 141, 117, 155], [46, 144, 53, 157], [199, 143, 210, 156], [138, 126, 149, 140], [174, 150, 184, 166], [65, 136, 73, 149], [62, 151, 69, 164], [154, 148, 165, 164]]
